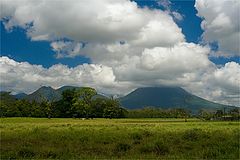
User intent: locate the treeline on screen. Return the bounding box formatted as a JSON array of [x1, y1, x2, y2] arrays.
[[0, 88, 239, 120], [127, 107, 239, 120], [0, 88, 126, 118], [197, 109, 239, 121], [126, 107, 190, 118]]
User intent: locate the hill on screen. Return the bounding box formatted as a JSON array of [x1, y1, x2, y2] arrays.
[[13, 93, 28, 99], [119, 87, 231, 112], [22, 86, 107, 102], [26, 86, 62, 102]]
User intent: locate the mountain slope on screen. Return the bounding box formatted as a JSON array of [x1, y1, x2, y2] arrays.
[[25, 86, 108, 102], [26, 86, 61, 102], [13, 93, 28, 99], [119, 87, 230, 112]]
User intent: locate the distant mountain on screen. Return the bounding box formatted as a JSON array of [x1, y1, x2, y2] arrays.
[[26, 86, 61, 102], [119, 87, 232, 112], [13, 93, 28, 99], [6, 86, 234, 112], [24, 86, 108, 102]]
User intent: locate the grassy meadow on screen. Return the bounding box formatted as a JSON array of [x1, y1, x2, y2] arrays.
[[1, 118, 239, 159]]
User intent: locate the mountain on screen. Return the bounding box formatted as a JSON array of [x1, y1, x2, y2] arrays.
[[13, 93, 28, 99], [7, 86, 234, 112], [24, 86, 108, 102], [26, 86, 61, 102], [119, 87, 232, 112]]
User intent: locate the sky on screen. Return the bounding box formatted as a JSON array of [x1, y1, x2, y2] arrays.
[[0, 0, 239, 106]]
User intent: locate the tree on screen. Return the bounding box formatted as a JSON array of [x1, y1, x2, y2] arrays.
[[53, 89, 76, 118], [74, 87, 97, 105], [229, 108, 240, 120], [91, 98, 107, 117], [215, 109, 223, 118], [103, 98, 126, 118], [198, 110, 212, 120], [72, 87, 97, 118]]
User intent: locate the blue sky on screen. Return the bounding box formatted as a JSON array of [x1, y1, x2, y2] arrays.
[[0, 0, 239, 106], [1, 22, 90, 68]]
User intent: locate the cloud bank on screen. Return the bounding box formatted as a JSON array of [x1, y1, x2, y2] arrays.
[[1, 55, 239, 106]]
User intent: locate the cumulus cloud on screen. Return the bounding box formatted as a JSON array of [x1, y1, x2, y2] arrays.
[[195, 0, 240, 56], [111, 43, 212, 84], [0, 56, 130, 94], [205, 62, 240, 105], [0, 0, 184, 47]]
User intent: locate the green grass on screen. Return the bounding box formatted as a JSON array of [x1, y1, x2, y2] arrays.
[[1, 118, 239, 159]]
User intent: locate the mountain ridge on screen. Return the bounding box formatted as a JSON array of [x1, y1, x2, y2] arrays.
[[10, 85, 235, 112], [14, 86, 108, 102], [118, 86, 233, 112]]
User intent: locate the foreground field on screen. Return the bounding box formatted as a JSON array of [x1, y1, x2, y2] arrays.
[[1, 118, 239, 159]]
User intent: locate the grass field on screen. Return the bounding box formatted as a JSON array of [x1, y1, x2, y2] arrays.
[[1, 118, 239, 159]]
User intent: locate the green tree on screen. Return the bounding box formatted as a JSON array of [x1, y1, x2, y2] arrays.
[[53, 89, 76, 118], [103, 98, 126, 118], [72, 87, 97, 118], [228, 108, 240, 120], [91, 98, 107, 117], [215, 109, 223, 118], [198, 110, 213, 120]]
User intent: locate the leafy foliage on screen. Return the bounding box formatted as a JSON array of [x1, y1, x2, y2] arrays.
[[0, 89, 126, 118]]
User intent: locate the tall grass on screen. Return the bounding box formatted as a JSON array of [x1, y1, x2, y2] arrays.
[[1, 118, 239, 159]]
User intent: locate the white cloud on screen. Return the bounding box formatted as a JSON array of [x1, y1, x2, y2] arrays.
[[156, 0, 183, 21], [109, 43, 212, 86], [1, 0, 184, 47], [172, 11, 183, 21], [206, 62, 240, 105], [0, 56, 127, 94], [156, 0, 171, 10], [195, 0, 240, 56], [51, 41, 82, 58]]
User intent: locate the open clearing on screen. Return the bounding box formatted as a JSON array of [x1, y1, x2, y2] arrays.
[[1, 118, 239, 159]]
